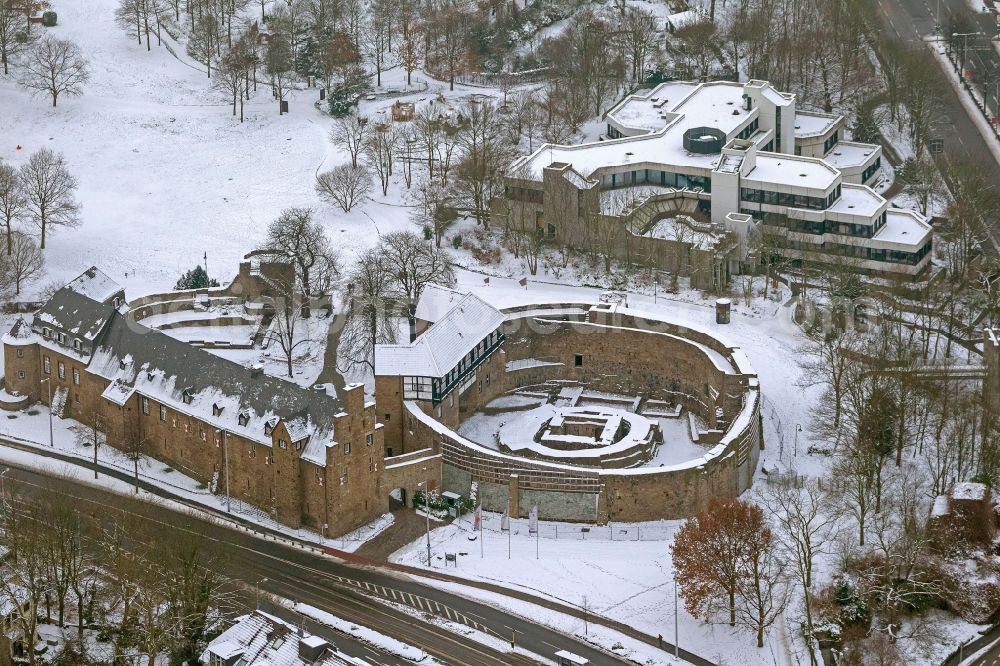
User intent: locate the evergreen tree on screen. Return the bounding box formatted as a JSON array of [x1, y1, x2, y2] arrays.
[[174, 265, 219, 290]]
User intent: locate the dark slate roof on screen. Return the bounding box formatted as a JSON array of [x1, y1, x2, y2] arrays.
[[89, 312, 343, 441], [33, 287, 118, 342]]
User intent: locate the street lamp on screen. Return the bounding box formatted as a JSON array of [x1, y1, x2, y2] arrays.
[[794, 424, 802, 457], [255, 577, 268, 610], [39, 378, 53, 447], [674, 579, 679, 658], [417, 479, 431, 567], [952, 32, 982, 81]]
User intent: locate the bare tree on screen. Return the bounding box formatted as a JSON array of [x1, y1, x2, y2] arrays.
[[115, 0, 164, 51], [365, 125, 398, 196], [264, 16, 293, 111], [330, 115, 372, 169], [264, 272, 308, 378], [411, 177, 456, 248], [379, 230, 455, 326], [616, 6, 658, 83], [734, 525, 789, 648], [0, 161, 24, 255], [0, 231, 44, 295], [0, 498, 48, 666], [187, 8, 220, 77], [0, 0, 34, 75], [264, 207, 335, 300], [74, 410, 107, 480], [763, 479, 838, 664], [316, 164, 372, 212], [453, 100, 513, 226], [338, 247, 397, 373], [399, 25, 421, 86], [215, 46, 247, 122], [17, 35, 90, 107], [19, 148, 81, 249]]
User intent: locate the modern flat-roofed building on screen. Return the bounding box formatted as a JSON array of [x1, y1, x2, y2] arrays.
[[498, 79, 932, 286]]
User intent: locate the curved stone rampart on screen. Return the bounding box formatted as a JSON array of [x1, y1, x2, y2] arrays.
[[403, 303, 763, 522]]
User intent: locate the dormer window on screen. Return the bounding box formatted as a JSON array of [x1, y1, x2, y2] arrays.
[[118, 359, 127, 370], [42, 327, 51, 338], [73, 339, 81, 351], [212, 403, 224, 417], [58, 332, 66, 345], [181, 389, 193, 405], [264, 421, 275, 437], [238, 410, 250, 427], [113, 296, 122, 309]]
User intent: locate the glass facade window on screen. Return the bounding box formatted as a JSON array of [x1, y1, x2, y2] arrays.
[[861, 157, 882, 183], [736, 117, 760, 140], [823, 131, 839, 153], [740, 185, 840, 211]]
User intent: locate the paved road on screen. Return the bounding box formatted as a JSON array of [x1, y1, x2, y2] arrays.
[[876, 0, 1000, 253], [0, 461, 645, 666]]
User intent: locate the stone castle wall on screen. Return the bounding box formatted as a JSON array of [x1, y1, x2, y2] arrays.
[[397, 306, 763, 522]]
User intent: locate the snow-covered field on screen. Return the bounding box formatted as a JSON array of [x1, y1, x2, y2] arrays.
[[0, 0, 497, 301]]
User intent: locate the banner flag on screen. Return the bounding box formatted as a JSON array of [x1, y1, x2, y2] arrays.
[[474, 504, 482, 531], [529, 505, 538, 534], [501, 509, 510, 532]]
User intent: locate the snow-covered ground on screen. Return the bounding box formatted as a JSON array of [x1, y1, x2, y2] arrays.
[[0, 0, 502, 302], [385, 281, 818, 666]]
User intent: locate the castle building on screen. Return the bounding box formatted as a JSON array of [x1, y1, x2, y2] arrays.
[[1, 267, 386, 538], [499, 79, 932, 288]]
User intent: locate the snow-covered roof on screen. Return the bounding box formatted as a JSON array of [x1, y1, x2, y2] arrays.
[[33, 287, 118, 346], [793, 111, 839, 138], [414, 283, 466, 324], [827, 184, 886, 220], [1, 317, 34, 346], [201, 611, 356, 666], [65, 266, 124, 304], [872, 210, 932, 251], [822, 142, 879, 170], [742, 154, 840, 193], [952, 482, 989, 502], [376, 292, 504, 378], [87, 312, 342, 449]]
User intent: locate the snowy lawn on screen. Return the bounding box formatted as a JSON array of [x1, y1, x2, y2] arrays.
[[0, 0, 500, 301]]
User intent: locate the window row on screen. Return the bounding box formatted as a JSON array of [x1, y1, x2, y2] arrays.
[[861, 157, 882, 183], [40, 327, 83, 352], [740, 185, 840, 211], [744, 209, 886, 238], [505, 185, 544, 204], [41, 356, 81, 385], [599, 169, 711, 192], [823, 130, 839, 154], [736, 117, 760, 140]]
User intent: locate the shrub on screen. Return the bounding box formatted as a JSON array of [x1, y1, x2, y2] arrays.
[[42, 11, 57, 26], [451, 234, 462, 249]]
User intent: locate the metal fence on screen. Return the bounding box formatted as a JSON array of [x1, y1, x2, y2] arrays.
[[462, 511, 677, 542]]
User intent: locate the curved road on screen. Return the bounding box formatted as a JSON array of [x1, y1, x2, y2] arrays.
[[0, 459, 649, 666]]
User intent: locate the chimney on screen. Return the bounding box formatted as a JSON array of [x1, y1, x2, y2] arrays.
[[408, 316, 417, 343], [297, 634, 330, 662], [250, 364, 264, 379]]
